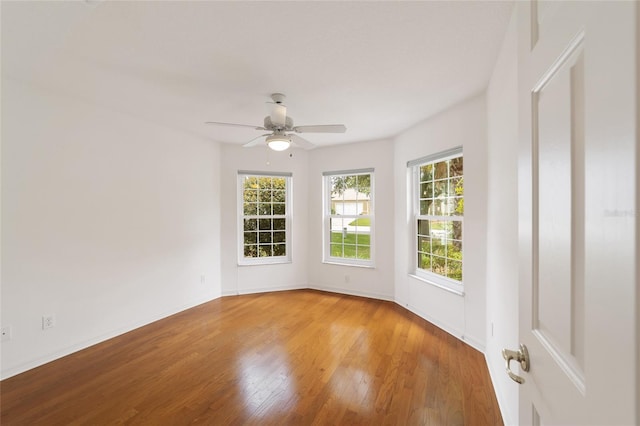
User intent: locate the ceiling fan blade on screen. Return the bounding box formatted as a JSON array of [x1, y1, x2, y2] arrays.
[[290, 134, 315, 149], [293, 124, 346, 133], [268, 103, 287, 127], [205, 121, 266, 130], [242, 134, 270, 148]]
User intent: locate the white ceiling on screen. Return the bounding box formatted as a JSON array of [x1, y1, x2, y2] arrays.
[[2, 1, 513, 148]]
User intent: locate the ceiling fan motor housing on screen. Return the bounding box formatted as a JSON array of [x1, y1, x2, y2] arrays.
[[264, 116, 293, 131], [270, 93, 286, 104]]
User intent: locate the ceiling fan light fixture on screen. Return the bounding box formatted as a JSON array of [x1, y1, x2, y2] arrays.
[[266, 135, 291, 151], [206, 93, 346, 150]]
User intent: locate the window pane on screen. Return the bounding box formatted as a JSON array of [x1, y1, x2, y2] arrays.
[[244, 177, 258, 190], [258, 245, 272, 257], [452, 197, 464, 216], [418, 219, 430, 236], [447, 260, 463, 281], [418, 236, 431, 253], [244, 245, 257, 258], [273, 244, 286, 256], [273, 190, 286, 203], [432, 256, 446, 275], [272, 178, 286, 189], [429, 220, 446, 238], [420, 182, 433, 199], [434, 180, 447, 198], [432, 239, 446, 257], [357, 245, 370, 259], [257, 177, 272, 189], [344, 245, 357, 258], [273, 231, 286, 243], [331, 176, 345, 196], [330, 243, 343, 257], [259, 218, 272, 230], [355, 232, 370, 245], [420, 164, 433, 181], [273, 203, 285, 215], [448, 240, 463, 261], [330, 218, 347, 240], [244, 232, 257, 244], [244, 203, 257, 215], [441, 197, 452, 216], [259, 232, 272, 243], [244, 189, 257, 202], [434, 161, 448, 180], [273, 218, 286, 230], [451, 177, 464, 196], [259, 190, 272, 203], [419, 253, 432, 270], [356, 174, 371, 194], [450, 157, 463, 177], [258, 203, 272, 216], [452, 221, 463, 241], [419, 199, 432, 216], [244, 219, 257, 232], [434, 200, 448, 215]]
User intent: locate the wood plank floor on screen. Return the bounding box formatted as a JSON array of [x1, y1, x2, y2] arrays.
[[1, 290, 502, 425]]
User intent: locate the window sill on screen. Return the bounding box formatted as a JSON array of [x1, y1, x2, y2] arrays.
[[322, 261, 375, 269], [408, 274, 465, 296], [238, 259, 292, 267]]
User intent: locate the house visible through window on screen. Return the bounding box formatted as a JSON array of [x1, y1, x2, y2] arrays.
[[323, 169, 374, 267], [409, 148, 463, 290], [238, 171, 291, 265]]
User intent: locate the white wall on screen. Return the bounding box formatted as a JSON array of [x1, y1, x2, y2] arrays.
[[219, 145, 309, 295], [306, 139, 395, 300], [1, 79, 222, 379], [484, 9, 519, 425], [393, 94, 488, 351]]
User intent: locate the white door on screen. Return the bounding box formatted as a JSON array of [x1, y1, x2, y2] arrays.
[[515, 1, 638, 425]]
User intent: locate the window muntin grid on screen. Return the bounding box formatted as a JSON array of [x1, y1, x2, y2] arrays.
[[415, 155, 463, 284], [239, 175, 290, 264]]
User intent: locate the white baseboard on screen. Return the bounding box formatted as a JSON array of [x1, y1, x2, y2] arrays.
[[307, 284, 394, 301], [400, 301, 463, 339], [396, 300, 485, 352], [485, 352, 517, 425], [461, 333, 486, 353], [236, 284, 306, 295]]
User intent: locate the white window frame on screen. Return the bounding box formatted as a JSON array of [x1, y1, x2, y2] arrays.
[[408, 147, 463, 293], [322, 168, 375, 268], [237, 171, 292, 266]]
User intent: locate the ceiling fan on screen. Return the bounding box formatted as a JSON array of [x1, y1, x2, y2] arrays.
[[205, 93, 346, 151]]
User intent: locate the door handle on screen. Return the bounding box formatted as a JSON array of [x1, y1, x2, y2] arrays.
[[502, 343, 530, 384]]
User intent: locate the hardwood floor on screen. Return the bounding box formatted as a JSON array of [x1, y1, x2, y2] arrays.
[[1, 290, 502, 425]]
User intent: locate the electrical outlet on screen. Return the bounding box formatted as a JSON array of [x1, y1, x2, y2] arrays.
[[344, 275, 350, 283], [1, 326, 12, 342], [200, 274, 206, 284], [42, 315, 55, 330]]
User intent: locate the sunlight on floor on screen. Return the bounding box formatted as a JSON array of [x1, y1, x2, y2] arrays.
[[237, 346, 298, 418]]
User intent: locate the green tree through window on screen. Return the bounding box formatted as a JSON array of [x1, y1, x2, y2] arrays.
[[239, 173, 290, 264], [414, 151, 463, 285]]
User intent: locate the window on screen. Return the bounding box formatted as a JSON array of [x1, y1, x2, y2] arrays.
[[238, 171, 291, 265], [323, 169, 374, 267], [409, 148, 463, 290]]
